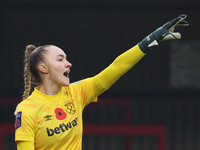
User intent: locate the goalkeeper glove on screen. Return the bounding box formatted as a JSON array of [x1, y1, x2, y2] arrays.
[[139, 14, 189, 53]]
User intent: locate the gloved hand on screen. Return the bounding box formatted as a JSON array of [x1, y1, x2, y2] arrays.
[[139, 14, 189, 53]]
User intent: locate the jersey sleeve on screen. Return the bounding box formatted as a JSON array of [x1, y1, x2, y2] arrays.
[[70, 78, 98, 108], [92, 44, 145, 96], [15, 103, 35, 142], [16, 141, 35, 150], [70, 44, 145, 107]]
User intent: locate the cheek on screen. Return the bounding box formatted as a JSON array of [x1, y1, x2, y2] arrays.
[[49, 64, 63, 76]]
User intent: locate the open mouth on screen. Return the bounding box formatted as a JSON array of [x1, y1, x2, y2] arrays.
[[63, 72, 69, 78]]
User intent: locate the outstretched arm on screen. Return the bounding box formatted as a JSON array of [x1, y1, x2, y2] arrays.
[[92, 14, 189, 96], [93, 44, 145, 96]]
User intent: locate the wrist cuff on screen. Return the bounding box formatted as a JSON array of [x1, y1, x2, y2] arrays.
[[138, 32, 159, 53]]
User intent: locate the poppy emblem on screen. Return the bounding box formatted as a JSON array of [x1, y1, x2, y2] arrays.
[[55, 108, 67, 120]]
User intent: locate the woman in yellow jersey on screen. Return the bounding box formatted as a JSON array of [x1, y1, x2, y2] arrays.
[[15, 14, 188, 150]]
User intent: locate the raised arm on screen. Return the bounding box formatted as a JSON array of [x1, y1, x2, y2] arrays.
[[93, 44, 144, 96], [92, 14, 189, 96]]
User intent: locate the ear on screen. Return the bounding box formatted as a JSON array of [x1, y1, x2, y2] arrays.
[[38, 64, 48, 74]]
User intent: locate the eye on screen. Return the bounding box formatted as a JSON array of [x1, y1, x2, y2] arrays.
[[58, 58, 63, 62]]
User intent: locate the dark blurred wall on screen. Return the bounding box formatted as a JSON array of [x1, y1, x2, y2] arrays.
[[1, 0, 200, 96], [1, 1, 200, 150]]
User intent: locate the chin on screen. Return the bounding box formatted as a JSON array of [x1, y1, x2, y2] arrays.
[[60, 78, 69, 86], [65, 84, 70, 87], [64, 82, 70, 87]]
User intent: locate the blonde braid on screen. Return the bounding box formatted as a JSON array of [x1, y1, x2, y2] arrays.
[[23, 45, 35, 100]]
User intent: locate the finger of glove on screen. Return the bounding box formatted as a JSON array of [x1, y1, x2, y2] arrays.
[[173, 14, 187, 25], [168, 19, 188, 32], [166, 14, 187, 30], [175, 20, 189, 26], [168, 18, 188, 32], [162, 32, 181, 41]]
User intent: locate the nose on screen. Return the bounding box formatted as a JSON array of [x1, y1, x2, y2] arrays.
[[65, 60, 72, 68]]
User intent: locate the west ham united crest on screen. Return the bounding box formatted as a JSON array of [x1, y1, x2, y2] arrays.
[[64, 102, 76, 115]]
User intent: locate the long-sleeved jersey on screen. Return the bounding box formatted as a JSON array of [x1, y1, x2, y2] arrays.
[[15, 44, 145, 150]]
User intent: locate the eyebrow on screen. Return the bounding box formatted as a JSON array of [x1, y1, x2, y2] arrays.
[[57, 54, 67, 58]]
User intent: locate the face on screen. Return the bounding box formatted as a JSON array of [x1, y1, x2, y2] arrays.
[[41, 45, 72, 87]]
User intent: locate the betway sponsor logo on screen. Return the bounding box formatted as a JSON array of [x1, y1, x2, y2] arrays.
[[46, 118, 77, 136]]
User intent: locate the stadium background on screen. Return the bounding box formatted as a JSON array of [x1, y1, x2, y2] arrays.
[[0, 0, 200, 149]]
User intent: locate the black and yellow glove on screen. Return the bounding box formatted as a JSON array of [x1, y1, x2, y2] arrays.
[[139, 14, 189, 53]]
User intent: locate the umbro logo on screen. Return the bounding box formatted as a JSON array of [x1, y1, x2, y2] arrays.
[[44, 115, 52, 121]]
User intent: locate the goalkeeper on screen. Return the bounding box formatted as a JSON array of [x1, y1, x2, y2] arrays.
[[15, 14, 188, 150]]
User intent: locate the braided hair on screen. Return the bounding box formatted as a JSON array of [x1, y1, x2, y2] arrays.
[[23, 44, 49, 100]]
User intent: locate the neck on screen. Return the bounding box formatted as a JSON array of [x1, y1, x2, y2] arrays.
[[38, 83, 62, 95]]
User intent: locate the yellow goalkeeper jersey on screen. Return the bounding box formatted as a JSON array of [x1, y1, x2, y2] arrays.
[[15, 44, 145, 150], [15, 78, 97, 150]]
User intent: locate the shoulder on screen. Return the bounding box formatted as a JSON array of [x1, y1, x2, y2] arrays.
[[16, 96, 39, 118], [70, 78, 95, 87], [71, 80, 83, 85]]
